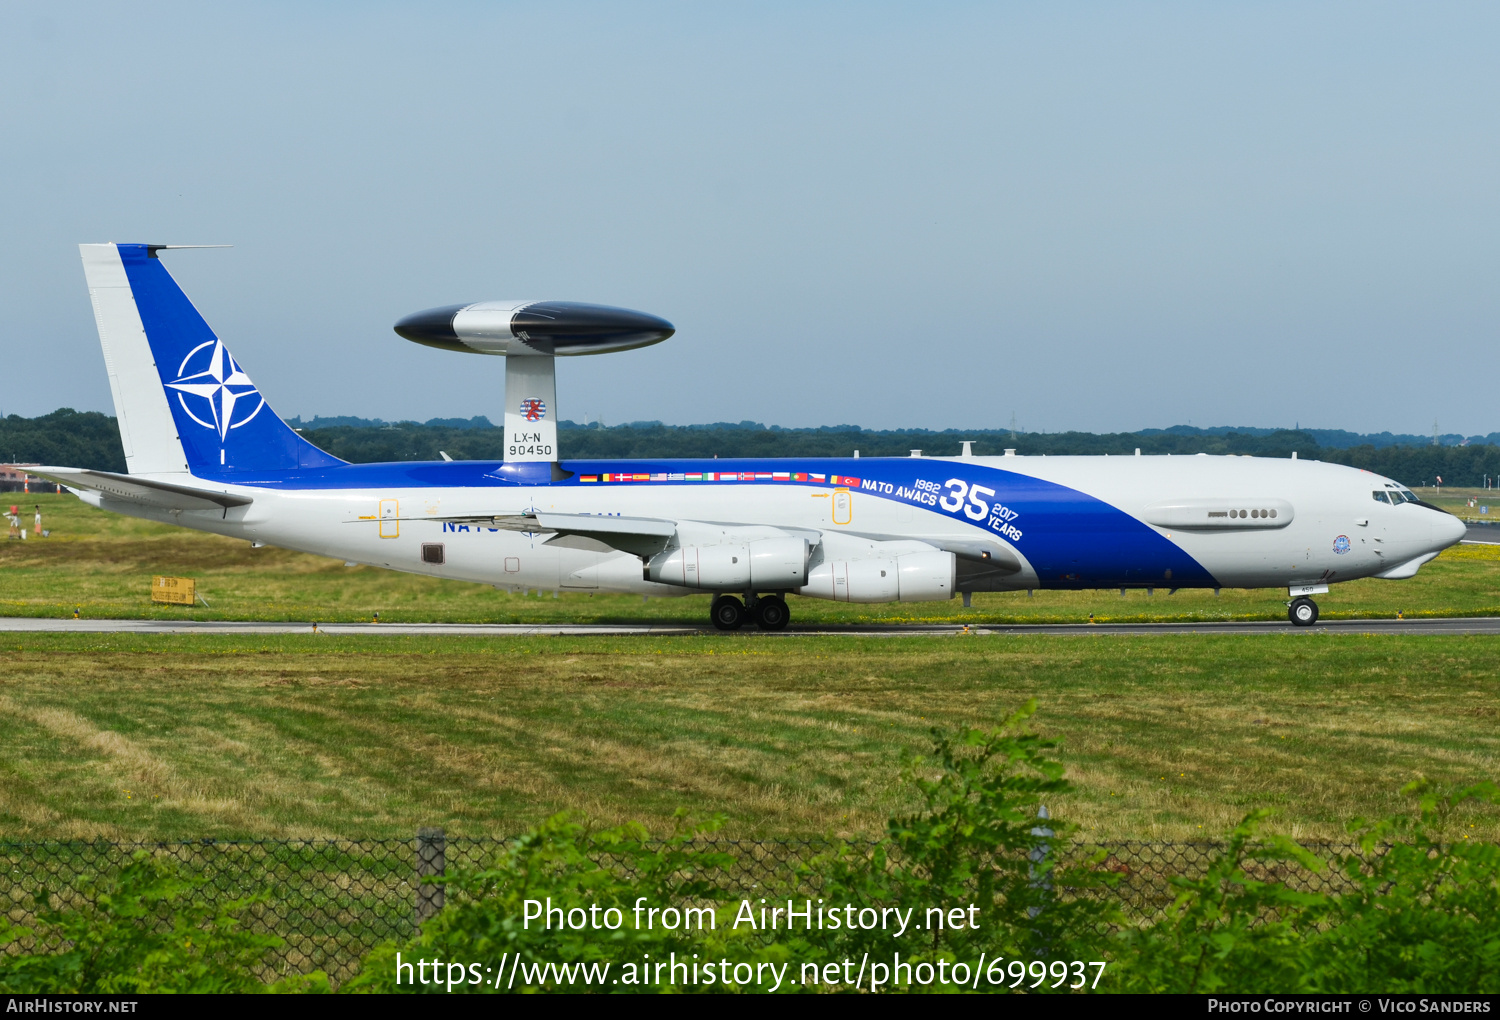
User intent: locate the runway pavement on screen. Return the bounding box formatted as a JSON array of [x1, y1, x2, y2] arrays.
[[0, 617, 700, 637], [3, 616, 1498, 637], [1465, 522, 1499, 544]]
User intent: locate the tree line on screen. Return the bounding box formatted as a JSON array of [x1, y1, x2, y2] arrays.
[[4, 409, 1498, 487]]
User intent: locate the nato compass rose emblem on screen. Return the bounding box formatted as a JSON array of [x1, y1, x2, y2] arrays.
[[166, 339, 266, 443], [519, 398, 547, 422]]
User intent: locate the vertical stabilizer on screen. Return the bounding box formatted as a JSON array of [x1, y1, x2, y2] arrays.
[[80, 243, 187, 474], [78, 243, 344, 476]]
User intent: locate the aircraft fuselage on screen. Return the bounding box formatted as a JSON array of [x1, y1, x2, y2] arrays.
[[79, 452, 1464, 599]]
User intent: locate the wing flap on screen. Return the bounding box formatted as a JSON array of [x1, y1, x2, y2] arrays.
[[527, 513, 676, 558]]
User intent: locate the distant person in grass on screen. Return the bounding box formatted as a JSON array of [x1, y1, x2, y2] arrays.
[[34, 504, 41, 537], [7, 505, 18, 540]]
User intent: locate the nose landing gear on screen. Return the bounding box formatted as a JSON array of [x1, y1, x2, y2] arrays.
[[1288, 597, 1320, 627]]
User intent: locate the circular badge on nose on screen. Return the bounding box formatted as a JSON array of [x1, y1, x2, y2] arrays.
[[1332, 535, 1351, 555]]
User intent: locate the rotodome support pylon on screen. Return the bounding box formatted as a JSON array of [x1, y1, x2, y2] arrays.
[[394, 299, 675, 468]]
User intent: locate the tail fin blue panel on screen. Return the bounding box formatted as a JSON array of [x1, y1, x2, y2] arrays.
[[114, 244, 343, 474]]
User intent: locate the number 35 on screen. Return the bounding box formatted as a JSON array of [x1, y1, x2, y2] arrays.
[[939, 478, 994, 521]]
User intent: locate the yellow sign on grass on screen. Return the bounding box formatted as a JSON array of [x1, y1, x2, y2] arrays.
[[151, 576, 196, 605]]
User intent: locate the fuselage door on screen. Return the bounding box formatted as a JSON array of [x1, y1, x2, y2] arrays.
[[379, 498, 399, 539], [832, 487, 852, 526]]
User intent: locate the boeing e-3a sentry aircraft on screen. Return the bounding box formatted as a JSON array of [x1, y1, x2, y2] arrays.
[[39, 243, 1466, 630]]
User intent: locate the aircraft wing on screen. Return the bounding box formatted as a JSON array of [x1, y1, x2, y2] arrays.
[[400, 511, 1025, 569], [512, 512, 678, 558], [420, 511, 680, 558], [931, 538, 1022, 574], [32, 467, 253, 512]]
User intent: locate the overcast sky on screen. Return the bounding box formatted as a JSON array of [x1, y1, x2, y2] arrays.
[[2, 2, 1496, 436]]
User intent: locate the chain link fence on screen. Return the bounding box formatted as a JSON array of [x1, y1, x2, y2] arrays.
[[0, 834, 1367, 985]]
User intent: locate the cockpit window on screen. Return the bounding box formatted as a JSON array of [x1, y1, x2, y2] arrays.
[[1372, 491, 1390, 503], [1399, 489, 1417, 503]]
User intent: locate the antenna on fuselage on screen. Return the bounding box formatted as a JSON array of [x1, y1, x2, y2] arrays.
[[393, 301, 674, 475]]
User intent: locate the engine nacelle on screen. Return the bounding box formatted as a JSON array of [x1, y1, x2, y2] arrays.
[[799, 550, 955, 603], [648, 537, 810, 590], [896, 551, 956, 601]]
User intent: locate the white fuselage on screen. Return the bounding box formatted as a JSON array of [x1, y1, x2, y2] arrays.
[[78, 453, 1465, 599]]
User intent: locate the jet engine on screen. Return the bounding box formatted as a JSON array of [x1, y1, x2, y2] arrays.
[[648, 537, 810, 590], [799, 550, 955, 603]]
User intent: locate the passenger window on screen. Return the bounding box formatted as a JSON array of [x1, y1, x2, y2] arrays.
[[1372, 491, 1390, 503]]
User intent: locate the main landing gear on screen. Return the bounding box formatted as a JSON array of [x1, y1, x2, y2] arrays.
[[710, 594, 790, 632], [1288, 597, 1320, 627], [710, 595, 745, 630]]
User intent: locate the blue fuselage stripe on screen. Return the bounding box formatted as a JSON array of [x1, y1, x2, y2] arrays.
[[200, 456, 1216, 589]]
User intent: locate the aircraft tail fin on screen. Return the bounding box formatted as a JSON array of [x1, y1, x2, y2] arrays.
[[78, 243, 344, 476]]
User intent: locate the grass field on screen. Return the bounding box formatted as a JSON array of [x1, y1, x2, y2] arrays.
[[1, 631, 1496, 843], [3, 491, 1498, 625], [3, 490, 1496, 847]]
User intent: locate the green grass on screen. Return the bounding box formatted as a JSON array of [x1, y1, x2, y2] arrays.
[[0, 632, 1496, 843], [1424, 485, 1499, 519], [4, 494, 1496, 846], [3, 493, 1498, 625]]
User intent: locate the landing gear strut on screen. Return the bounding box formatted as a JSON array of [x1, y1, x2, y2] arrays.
[[710, 595, 746, 631], [1288, 597, 1319, 627]]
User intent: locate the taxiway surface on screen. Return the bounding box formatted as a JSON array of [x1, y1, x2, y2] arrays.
[[2, 617, 1497, 637]]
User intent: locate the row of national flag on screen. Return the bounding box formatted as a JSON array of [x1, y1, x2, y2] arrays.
[[577, 470, 861, 486]]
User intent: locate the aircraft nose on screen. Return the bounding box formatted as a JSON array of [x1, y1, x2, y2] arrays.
[[1435, 509, 1467, 549]]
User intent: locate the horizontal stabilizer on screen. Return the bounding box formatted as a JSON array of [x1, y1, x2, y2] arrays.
[[34, 467, 253, 512]]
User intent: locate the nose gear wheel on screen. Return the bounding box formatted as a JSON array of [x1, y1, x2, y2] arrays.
[[1288, 597, 1319, 627]]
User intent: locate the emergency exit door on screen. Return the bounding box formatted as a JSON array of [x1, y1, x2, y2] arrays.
[[379, 499, 399, 538], [832, 488, 852, 525]]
